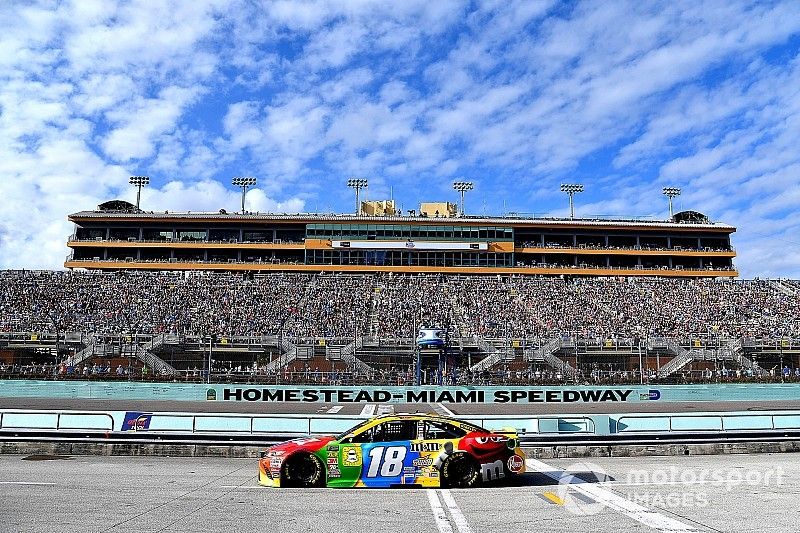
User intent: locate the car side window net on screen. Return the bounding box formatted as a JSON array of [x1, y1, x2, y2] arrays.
[[352, 420, 417, 443]]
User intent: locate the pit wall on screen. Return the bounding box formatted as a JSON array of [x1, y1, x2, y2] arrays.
[[3, 408, 800, 436]]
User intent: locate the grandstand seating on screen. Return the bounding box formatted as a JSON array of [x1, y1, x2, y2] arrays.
[[2, 270, 799, 339], [2, 271, 800, 382]]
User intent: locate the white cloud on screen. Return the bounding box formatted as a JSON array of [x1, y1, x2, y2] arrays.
[[1, 0, 800, 278], [102, 86, 200, 161], [141, 180, 305, 215]]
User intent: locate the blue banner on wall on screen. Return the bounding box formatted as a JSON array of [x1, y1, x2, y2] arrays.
[[121, 411, 152, 431]]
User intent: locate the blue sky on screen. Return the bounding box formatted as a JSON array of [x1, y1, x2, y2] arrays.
[[1, 0, 800, 278]]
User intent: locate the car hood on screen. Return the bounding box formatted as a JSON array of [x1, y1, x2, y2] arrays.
[[266, 436, 336, 456]]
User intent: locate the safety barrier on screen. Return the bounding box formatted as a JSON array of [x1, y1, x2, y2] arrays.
[[615, 413, 800, 433], [0, 411, 114, 431], [2, 410, 799, 441]]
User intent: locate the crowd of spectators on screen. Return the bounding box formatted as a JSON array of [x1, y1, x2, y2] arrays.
[[1, 270, 799, 343], [452, 276, 800, 339], [2, 359, 799, 386]]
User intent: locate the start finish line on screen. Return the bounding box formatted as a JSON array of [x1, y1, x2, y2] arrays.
[[218, 387, 652, 404]]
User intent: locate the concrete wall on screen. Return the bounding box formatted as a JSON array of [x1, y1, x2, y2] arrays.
[[3, 441, 799, 459]]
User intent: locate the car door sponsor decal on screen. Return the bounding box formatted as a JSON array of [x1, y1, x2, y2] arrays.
[[342, 446, 362, 467]]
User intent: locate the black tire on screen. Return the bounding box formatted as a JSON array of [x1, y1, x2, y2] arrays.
[[441, 453, 480, 488], [281, 453, 325, 488]]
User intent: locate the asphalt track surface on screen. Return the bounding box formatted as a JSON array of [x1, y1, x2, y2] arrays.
[[0, 453, 795, 532], [2, 397, 800, 416]]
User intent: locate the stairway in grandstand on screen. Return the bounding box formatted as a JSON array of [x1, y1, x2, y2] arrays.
[[656, 340, 704, 377], [445, 282, 471, 355], [719, 338, 764, 373], [657, 338, 763, 377], [131, 334, 178, 376], [264, 273, 326, 372], [68, 334, 177, 376], [262, 337, 299, 372], [454, 276, 504, 373], [468, 338, 503, 372], [529, 337, 577, 378], [332, 337, 374, 372]]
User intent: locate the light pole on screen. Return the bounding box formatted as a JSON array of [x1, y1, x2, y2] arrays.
[[413, 314, 421, 386], [574, 331, 579, 384], [439, 318, 453, 386], [662, 187, 681, 219], [276, 313, 291, 385], [207, 335, 215, 384], [414, 311, 431, 386], [560, 183, 584, 219], [129, 176, 149, 210], [452, 181, 474, 217], [347, 178, 368, 215], [232, 176, 257, 214], [638, 339, 644, 385], [652, 336, 659, 376]]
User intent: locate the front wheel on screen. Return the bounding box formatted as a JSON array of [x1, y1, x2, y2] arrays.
[[281, 453, 325, 488], [441, 453, 480, 488]]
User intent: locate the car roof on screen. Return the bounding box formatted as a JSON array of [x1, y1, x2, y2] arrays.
[[372, 413, 464, 424]]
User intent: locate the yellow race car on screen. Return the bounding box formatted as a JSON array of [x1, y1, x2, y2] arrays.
[[258, 413, 525, 488]]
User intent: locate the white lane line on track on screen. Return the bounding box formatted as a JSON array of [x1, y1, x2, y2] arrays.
[[526, 458, 696, 533], [440, 490, 473, 533], [427, 490, 454, 533], [0, 481, 56, 486], [359, 404, 376, 416], [434, 403, 455, 416], [326, 405, 343, 414]]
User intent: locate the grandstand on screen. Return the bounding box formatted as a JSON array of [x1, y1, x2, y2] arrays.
[[3, 197, 796, 385], [1, 271, 799, 385], [64, 201, 737, 277]]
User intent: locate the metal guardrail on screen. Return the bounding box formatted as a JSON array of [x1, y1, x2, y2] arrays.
[[615, 412, 800, 433], [0, 411, 114, 431], [2, 410, 798, 441]]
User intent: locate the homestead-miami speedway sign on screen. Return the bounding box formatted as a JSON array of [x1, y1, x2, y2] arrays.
[[218, 387, 662, 404], [6, 381, 800, 403]]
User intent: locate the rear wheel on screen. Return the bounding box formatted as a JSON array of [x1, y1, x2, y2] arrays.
[[282, 453, 325, 488], [441, 453, 480, 488]]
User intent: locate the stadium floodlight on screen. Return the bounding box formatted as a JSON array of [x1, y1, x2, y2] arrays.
[[560, 183, 584, 219], [129, 176, 149, 210], [232, 176, 257, 214], [662, 187, 681, 219], [347, 178, 368, 215], [452, 181, 474, 217]]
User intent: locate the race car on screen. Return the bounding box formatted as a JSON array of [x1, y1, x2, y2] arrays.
[[258, 413, 525, 488]]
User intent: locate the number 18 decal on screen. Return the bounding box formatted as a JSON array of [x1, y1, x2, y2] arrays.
[[366, 446, 407, 477]]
